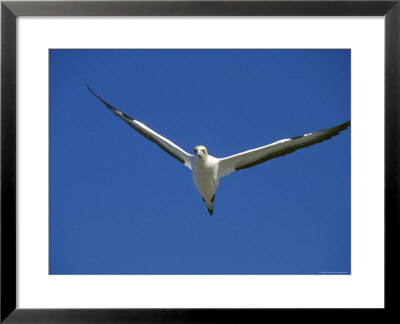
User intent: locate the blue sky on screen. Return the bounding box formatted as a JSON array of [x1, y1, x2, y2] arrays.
[[49, 49, 350, 275]]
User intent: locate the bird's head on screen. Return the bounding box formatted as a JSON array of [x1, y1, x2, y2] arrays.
[[193, 145, 208, 159]]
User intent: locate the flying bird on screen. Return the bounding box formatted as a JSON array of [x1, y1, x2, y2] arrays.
[[87, 84, 350, 216]]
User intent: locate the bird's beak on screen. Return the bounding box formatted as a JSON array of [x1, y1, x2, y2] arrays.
[[197, 151, 204, 158]]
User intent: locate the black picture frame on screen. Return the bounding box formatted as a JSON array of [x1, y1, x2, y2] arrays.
[[1, 0, 399, 322]]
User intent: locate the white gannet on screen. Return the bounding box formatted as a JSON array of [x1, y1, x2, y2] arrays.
[[87, 84, 350, 216]]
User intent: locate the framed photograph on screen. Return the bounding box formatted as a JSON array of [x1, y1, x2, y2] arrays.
[[1, 0, 399, 322]]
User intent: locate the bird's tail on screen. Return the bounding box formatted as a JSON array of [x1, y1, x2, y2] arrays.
[[205, 195, 215, 216]]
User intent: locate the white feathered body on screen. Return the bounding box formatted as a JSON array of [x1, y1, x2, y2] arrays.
[[191, 155, 220, 212]]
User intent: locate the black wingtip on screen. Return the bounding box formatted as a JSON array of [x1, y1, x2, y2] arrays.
[[207, 208, 214, 216], [337, 120, 351, 133], [85, 83, 125, 117], [342, 120, 351, 128], [86, 83, 102, 101], [85, 82, 94, 94], [86, 83, 107, 105]]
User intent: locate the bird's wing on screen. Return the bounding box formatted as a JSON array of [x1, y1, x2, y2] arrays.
[[218, 121, 350, 178], [87, 84, 192, 169]]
